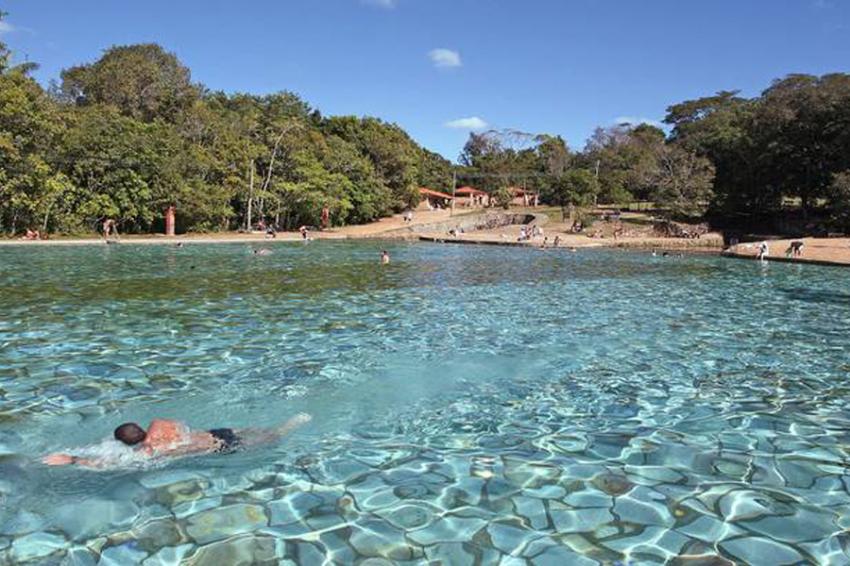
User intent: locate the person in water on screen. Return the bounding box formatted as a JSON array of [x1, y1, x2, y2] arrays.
[[42, 413, 311, 469], [381, 250, 390, 264]]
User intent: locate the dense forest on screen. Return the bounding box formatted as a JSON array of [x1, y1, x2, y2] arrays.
[[0, 28, 453, 235], [459, 74, 850, 232], [1, 10, 849, 235]]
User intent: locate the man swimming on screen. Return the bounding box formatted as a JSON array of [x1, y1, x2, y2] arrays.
[[42, 413, 311, 469]]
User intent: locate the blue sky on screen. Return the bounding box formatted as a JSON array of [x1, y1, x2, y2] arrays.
[[2, 0, 849, 161]]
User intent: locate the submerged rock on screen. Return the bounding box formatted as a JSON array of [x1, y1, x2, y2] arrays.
[[184, 504, 268, 545], [9, 531, 67, 562], [591, 473, 634, 496], [183, 535, 279, 565]]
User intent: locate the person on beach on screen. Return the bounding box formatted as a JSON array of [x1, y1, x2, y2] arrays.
[[553, 235, 560, 248], [300, 226, 309, 240], [103, 218, 118, 240], [381, 250, 390, 264], [757, 241, 769, 261], [42, 414, 311, 469], [785, 240, 804, 258]]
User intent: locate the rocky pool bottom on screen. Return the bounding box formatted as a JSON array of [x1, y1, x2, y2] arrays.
[[1, 242, 850, 564]]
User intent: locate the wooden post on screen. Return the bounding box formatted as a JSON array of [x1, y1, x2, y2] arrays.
[[165, 206, 175, 236]]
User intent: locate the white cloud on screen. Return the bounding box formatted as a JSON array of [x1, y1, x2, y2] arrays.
[[362, 0, 396, 8], [0, 21, 14, 35], [445, 116, 488, 130], [613, 116, 664, 128], [428, 48, 462, 68]]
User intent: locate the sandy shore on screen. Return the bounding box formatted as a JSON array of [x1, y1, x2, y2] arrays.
[[0, 210, 460, 246], [725, 237, 850, 267], [418, 220, 724, 252]]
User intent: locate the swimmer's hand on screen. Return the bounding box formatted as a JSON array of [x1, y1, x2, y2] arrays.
[[291, 413, 312, 426], [277, 413, 312, 436]]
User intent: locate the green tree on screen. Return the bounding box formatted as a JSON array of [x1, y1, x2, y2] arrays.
[[60, 44, 198, 122], [651, 145, 715, 218], [542, 169, 598, 219]]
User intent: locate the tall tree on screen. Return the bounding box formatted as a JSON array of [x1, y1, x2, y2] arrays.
[[60, 44, 198, 122]]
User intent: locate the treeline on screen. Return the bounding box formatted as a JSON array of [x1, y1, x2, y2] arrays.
[[3, 10, 850, 235], [457, 124, 714, 219], [459, 74, 850, 230], [0, 32, 452, 235]]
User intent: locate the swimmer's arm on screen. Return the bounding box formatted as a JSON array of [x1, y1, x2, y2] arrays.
[[42, 453, 107, 469]]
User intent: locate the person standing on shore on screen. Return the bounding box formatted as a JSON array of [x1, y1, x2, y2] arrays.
[[103, 218, 118, 240], [757, 241, 769, 262]]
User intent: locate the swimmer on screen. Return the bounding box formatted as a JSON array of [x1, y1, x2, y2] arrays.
[[300, 226, 309, 240], [253, 248, 272, 256], [381, 250, 390, 264], [175, 242, 184, 248], [42, 413, 311, 469]]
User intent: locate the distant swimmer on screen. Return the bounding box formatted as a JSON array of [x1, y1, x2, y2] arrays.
[[42, 413, 311, 469], [381, 250, 390, 264], [253, 248, 272, 256], [300, 226, 309, 240], [175, 242, 184, 248]]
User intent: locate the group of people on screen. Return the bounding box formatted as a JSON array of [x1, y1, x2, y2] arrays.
[[518, 225, 544, 242], [256, 220, 277, 239], [755, 239, 804, 261], [20, 228, 42, 240]]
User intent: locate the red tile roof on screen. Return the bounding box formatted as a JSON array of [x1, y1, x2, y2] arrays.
[[419, 187, 454, 199]]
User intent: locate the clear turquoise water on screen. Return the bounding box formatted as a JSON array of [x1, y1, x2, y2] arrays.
[[1, 241, 850, 564]]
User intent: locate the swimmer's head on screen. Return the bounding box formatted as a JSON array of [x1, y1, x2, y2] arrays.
[[114, 422, 146, 445]]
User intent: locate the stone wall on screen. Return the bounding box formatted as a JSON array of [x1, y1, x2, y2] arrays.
[[379, 212, 547, 238]]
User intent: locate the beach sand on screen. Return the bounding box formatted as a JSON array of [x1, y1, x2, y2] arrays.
[[726, 238, 850, 267]]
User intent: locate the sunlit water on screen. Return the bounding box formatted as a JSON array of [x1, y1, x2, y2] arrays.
[[1, 241, 849, 564]]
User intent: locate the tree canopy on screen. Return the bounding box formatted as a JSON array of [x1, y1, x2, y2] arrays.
[[0, 32, 451, 235], [2, 11, 849, 235]]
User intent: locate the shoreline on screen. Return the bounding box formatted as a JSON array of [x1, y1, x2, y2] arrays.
[[724, 237, 850, 268]]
